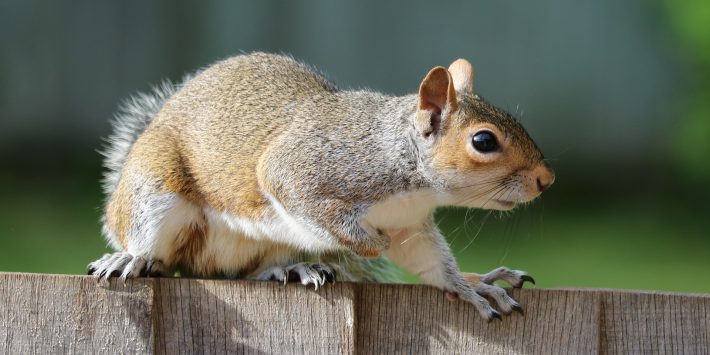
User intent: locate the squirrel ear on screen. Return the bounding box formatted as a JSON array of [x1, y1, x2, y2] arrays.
[[417, 66, 457, 138], [418, 66, 457, 114], [448, 58, 474, 93]]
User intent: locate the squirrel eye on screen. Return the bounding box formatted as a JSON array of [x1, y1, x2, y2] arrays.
[[471, 131, 499, 153]]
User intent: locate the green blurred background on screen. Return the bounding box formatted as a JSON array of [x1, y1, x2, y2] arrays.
[[1, 1, 708, 292]]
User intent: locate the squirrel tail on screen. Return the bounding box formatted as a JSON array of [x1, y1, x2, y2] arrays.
[[100, 74, 193, 196], [319, 252, 402, 283]]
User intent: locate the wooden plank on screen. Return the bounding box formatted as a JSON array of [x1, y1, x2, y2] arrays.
[[153, 278, 356, 355], [0, 273, 708, 354], [600, 289, 710, 354], [355, 284, 600, 354], [0, 273, 154, 354]]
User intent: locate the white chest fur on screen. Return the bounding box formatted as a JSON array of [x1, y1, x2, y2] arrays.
[[362, 189, 451, 230]]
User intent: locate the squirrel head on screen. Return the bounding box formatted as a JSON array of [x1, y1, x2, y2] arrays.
[[414, 59, 555, 210]]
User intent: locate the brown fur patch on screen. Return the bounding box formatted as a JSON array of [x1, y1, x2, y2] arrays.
[[105, 125, 199, 249], [163, 154, 207, 207], [104, 173, 134, 249], [238, 252, 265, 277], [172, 219, 208, 271], [218, 178, 267, 220], [199, 255, 217, 276], [354, 246, 381, 258]]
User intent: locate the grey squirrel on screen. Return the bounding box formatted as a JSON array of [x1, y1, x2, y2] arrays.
[[88, 52, 555, 321]]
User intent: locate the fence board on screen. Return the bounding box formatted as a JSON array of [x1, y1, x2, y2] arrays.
[[153, 278, 356, 355], [0, 273, 153, 354], [0, 273, 708, 354]]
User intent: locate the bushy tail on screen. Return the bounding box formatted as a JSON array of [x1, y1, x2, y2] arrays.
[[100, 76, 191, 196], [317, 252, 402, 283]]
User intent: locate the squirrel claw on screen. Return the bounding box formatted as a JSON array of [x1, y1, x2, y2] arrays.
[[256, 263, 337, 288], [88, 252, 163, 281], [456, 279, 524, 320], [513, 275, 535, 288], [520, 274, 535, 286], [488, 310, 502, 322]]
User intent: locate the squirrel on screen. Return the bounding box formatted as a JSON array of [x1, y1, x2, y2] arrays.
[[88, 52, 554, 321]]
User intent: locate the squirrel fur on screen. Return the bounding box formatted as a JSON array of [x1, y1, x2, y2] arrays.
[[89, 52, 555, 320]]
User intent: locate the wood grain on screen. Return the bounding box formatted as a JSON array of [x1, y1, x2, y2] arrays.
[[0, 273, 708, 354], [599, 289, 710, 354], [355, 285, 600, 354], [0, 273, 153, 354], [153, 278, 356, 354]]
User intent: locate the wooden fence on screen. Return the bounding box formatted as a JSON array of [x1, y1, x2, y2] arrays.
[[0, 273, 708, 354]]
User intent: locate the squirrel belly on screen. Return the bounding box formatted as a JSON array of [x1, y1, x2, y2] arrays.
[[90, 52, 554, 321]]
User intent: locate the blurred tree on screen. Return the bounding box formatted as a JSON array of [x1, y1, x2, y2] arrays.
[[666, 0, 710, 182]]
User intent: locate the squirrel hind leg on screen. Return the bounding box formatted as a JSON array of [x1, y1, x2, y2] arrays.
[[102, 162, 207, 276], [87, 252, 167, 281], [253, 262, 339, 289]]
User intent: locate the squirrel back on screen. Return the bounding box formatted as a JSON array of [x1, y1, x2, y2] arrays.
[[138, 53, 427, 223], [101, 53, 333, 197]]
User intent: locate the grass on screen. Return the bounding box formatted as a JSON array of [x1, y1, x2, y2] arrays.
[[1, 177, 708, 294], [0, 177, 111, 274], [439, 201, 710, 293]]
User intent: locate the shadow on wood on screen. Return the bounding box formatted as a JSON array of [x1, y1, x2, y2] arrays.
[[0, 273, 708, 354]]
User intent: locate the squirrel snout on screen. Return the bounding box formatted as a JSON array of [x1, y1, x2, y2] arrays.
[[533, 164, 555, 193]]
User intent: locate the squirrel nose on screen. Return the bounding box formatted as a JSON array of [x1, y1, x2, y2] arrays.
[[534, 164, 555, 193]]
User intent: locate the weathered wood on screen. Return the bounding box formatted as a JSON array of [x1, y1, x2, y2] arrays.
[[0, 273, 708, 354], [0, 273, 153, 354], [356, 285, 601, 354], [153, 278, 356, 355], [600, 289, 710, 354]]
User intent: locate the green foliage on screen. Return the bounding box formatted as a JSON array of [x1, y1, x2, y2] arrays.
[[666, 0, 710, 61], [677, 97, 710, 180], [666, 0, 710, 181], [439, 206, 710, 293]]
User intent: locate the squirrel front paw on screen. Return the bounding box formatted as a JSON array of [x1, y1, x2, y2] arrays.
[[448, 282, 523, 322], [446, 267, 535, 320], [463, 267, 535, 289]]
